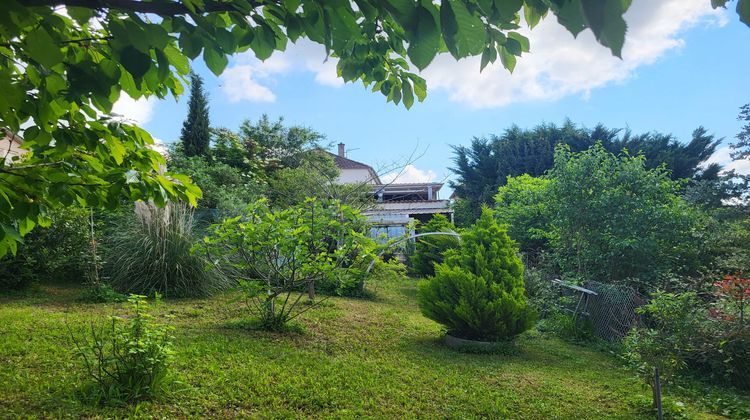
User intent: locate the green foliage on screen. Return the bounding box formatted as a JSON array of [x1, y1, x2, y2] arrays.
[[625, 290, 750, 392], [200, 198, 376, 330], [69, 294, 174, 404], [105, 202, 230, 298], [180, 73, 211, 157], [4, 0, 746, 254], [409, 214, 459, 277], [168, 146, 261, 217], [494, 174, 552, 253], [549, 144, 704, 291], [418, 209, 535, 341], [624, 292, 702, 387], [0, 206, 91, 290], [537, 310, 595, 343], [451, 122, 721, 223], [731, 103, 750, 159], [239, 114, 326, 173], [0, 3, 209, 256], [78, 282, 126, 304], [266, 152, 340, 208]]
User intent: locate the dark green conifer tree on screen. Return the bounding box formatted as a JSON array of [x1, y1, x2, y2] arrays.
[[180, 73, 211, 157]]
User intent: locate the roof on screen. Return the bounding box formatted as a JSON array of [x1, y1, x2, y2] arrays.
[[324, 150, 382, 184], [373, 183, 444, 193], [2, 129, 23, 144]]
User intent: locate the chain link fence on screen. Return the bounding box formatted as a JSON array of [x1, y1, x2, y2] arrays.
[[553, 279, 645, 342]]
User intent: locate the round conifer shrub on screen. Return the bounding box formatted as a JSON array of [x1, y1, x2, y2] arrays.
[[417, 208, 536, 341]]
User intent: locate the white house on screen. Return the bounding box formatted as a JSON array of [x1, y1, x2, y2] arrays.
[[328, 143, 453, 239]]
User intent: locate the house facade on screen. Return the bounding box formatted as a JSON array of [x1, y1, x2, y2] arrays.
[[329, 143, 453, 240], [1, 130, 25, 164]]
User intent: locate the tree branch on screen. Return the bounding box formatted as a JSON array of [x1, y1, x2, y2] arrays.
[[24, 0, 263, 16]]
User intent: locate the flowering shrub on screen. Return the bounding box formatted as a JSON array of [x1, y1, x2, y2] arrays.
[[713, 273, 750, 326]]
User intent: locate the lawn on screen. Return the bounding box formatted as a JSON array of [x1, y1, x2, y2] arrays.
[[0, 277, 744, 419]]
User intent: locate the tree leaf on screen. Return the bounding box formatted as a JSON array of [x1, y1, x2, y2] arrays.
[[507, 31, 530, 52], [480, 45, 497, 71], [500, 46, 516, 72], [580, 0, 630, 58], [738, 0, 750, 27], [441, 0, 486, 59], [203, 47, 228, 76], [25, 26, 63, 68], [164, 44, 190, 74], [407, 2, 440, 70], [402, 78, 415, 109], [493, 0, 523, 20], [119, 46, 152, 80], [524, 0, 549, 29], [554, 0, 587, 37]]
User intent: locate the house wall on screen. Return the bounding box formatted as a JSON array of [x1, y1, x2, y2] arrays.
[[338, 168, 375, 184], [0, 136, 25, 164]]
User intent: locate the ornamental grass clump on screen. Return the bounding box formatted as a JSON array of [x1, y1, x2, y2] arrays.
[[105, 202, 230, 297], [418, 208, 536, 341]]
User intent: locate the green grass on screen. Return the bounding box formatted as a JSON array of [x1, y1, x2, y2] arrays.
[[0, 278, 745, 418]]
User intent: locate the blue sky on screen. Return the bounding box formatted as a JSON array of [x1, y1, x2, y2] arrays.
[[114, 0, 750, 190]]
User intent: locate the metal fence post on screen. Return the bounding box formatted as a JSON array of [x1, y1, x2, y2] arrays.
[[653, 366, 663, 420]]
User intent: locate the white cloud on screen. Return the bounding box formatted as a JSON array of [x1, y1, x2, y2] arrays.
[[220, 41, 341, 103], [704, 146, 750, 175], [111, 95, 157, 124], [381, 164, 438, 184], [422, 0, 726, 108], [221, 65, 277, 102]]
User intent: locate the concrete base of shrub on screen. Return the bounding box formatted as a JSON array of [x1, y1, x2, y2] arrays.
[[443, 333, 514, 354]]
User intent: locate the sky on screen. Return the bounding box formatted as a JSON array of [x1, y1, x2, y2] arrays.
[[113, 0, 750, 190]]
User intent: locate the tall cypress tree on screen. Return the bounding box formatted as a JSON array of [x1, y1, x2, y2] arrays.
[[180, 73, 211, 157]]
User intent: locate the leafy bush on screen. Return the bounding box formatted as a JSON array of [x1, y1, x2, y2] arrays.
[[409, 214, 459, 278], [70, 295, 174, 403], [78, 282, 126, 303], [200, 198, 376, 330], [168, 148, 262, 219], [624, 292, 702, 386], [0, 207, 92, 290], [104, 202, 230, 298], [548, 144, 704, 292], [417, 209, 536, 341], [494, 174, 552, 254], [625, 289, 750, 392]]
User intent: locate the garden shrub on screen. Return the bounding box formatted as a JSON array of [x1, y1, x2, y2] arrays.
[[0, 207, 92, 290], [548, 144, 704, 293], [200, 198, 376, 330], [417, 208, 536, 341], [78, 282, 126, 303], [70, 294, 174, 404], [168, 148, 262, 220], [625, 287, 750, 393], [409, 214, 459, 278], [494, 174, 552, 254], [624, 292, 702, 386], [104, 202, 230, 298]]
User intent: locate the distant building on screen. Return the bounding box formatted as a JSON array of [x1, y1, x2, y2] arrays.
[[328, 143, 453, 240], [0, 130, 25, 164]]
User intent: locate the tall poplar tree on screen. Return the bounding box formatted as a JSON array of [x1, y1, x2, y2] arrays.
[[180, 73, 211, 157]]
